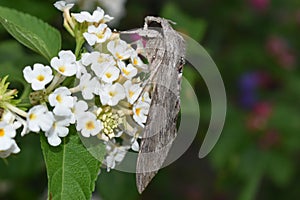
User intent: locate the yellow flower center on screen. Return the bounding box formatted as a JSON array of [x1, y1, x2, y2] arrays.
[[105, 72, 112, 78], [58, 66, 66, 73], [37, 75, 45, 82], [96, 32, 104, 39], [116, 52, 123, 60], [109, 91, 116, 97], [135, 108, 141, 116], [122, 68, 130, 76], [29, 113, 36, 120], [98, 56, 106, 63], [86, 121, 95, 130], [0, 128, 5, 137], [129, 90, 134, 98], [56, 95, 62, 103], [133, 58, 138, 65]]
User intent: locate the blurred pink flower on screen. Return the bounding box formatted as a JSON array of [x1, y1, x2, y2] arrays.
[[266, 36, 287, 56], [130, 33, 147, 47], [266, 36, 296, 69], [259, 129, 281, 150], [246, 102, 273, 131], [249, 0, 270, 12]]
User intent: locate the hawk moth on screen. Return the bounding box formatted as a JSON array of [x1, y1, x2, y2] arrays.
[[123, 16, 186, 193]]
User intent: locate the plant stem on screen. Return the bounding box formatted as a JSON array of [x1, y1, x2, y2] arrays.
[[46, 73, 65, 94], [5, 102, 27, 118], [69, 85, 81, 94], [75, 36, 85, 58]]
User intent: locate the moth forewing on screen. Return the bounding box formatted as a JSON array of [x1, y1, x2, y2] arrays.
[[135, 17, 186, 193]]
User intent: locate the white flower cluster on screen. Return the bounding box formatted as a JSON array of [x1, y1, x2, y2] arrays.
[[0, 2, 152, 171], [63, 0, 127, 24], [0, 111, 21, 158]]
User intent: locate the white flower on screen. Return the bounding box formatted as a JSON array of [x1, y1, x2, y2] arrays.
[[83, 52, 116, 79], [98, 83, 125, 106], [83, 52, 119, 83], [123, 80, 142, 104], [27, 105, 54, 132], [48, 87, 74, 116], [103, 14, 114, 23], [72, 7, 105, 23], [98, 0, 125, 23], [0, 121, 16, 143], [70, 97, 88, 124], [54, 1, 74, 11], [141, 91, 151, 104], [23, 64, 53, 91], [50, 50, 77, 76], [0, 140, 20, 158], [131, 54, 148, 70], [107, 39, 134, 61], [125, 127, 140, 151], [97, 7, 114, 23], [83, 24, 112, 46], [118, 61, 137, 79], [101, 66, 120, 83], [76, 112, 102, 137], [1, 110, 21, 130], [131, 137, 139, 151], [104, 143, 129, 172], [75, 58, 88, 79], [0, 122, 20, 158], [0, 110, 27, 136], [78, 73, 98, 100], [132, 101, 150, 127], [45, 115, 70, 146]]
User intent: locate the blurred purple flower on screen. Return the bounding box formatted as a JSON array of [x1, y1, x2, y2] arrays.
[[238, 71, 276, 108], [239, 72, 260, 91], [240, 92, 258, 109], [238, 72, 261, 108]]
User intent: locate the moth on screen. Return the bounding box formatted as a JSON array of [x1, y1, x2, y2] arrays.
[[123, 16, 186, 193]]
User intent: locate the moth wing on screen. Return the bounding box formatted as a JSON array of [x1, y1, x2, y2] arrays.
[[136, 17, 185, 194], [136, 63, 180, 193]]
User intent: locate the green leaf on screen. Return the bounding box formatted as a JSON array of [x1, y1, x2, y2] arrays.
[[0, 41, 28, 85], [0, 40, 44, 103], [41, 127, 105, 200], [0, 6, 61, 61]]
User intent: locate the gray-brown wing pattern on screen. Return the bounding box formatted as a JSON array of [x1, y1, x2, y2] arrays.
[[136, 16, 186, 194]]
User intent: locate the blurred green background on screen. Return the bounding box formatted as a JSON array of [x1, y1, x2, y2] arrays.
[[0, 0, 300, 199]]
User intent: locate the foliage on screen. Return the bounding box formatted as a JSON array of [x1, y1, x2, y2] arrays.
[[0, 6, 61, 61], [0, 0, 300, 200]]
